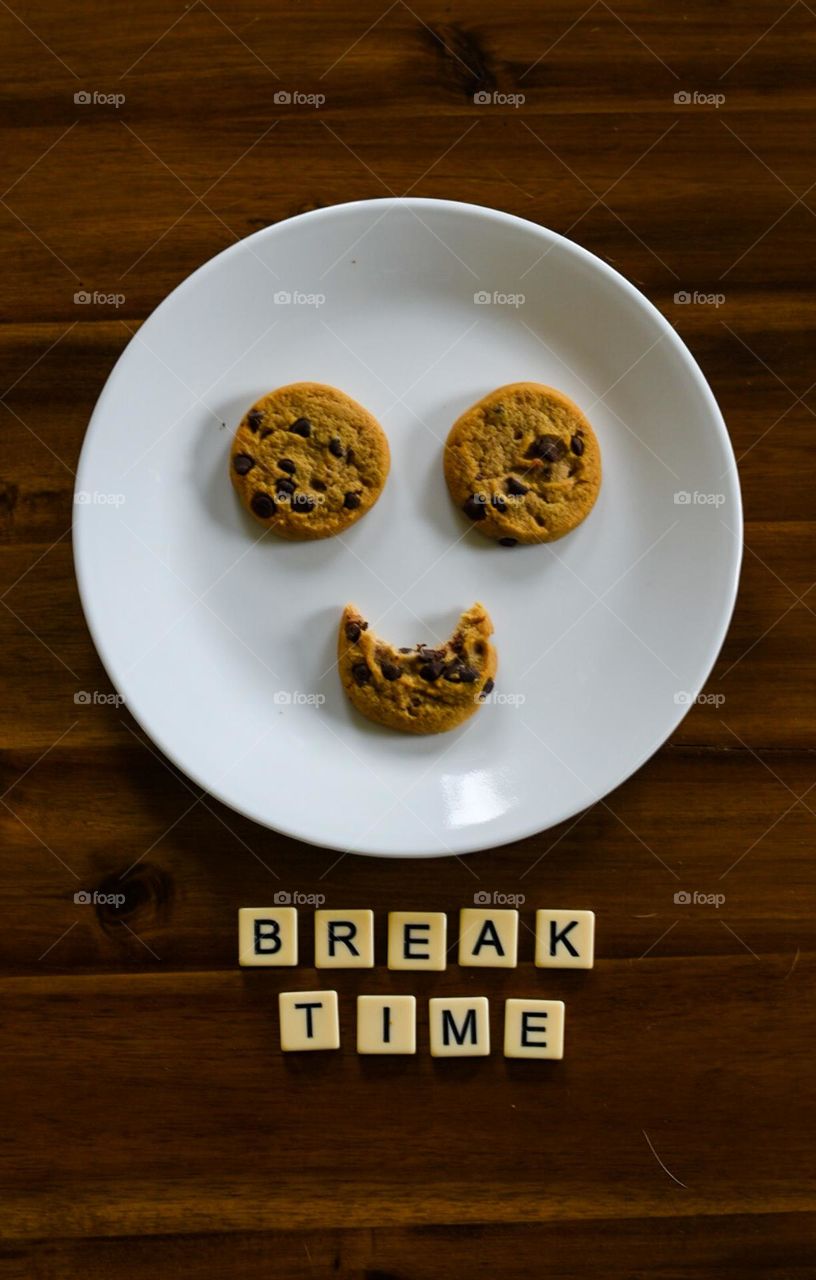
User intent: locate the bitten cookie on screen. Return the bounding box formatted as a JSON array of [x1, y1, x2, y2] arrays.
[[444, 382, 601, 544], [230, 383, 390, 540], [338, 603, 497, 735]]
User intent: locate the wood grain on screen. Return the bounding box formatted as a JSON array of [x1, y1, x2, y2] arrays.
[[1, 0, 815, 1274], [7, 1216, 816, 1280]]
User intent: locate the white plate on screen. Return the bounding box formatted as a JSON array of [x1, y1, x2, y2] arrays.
[[74, 198, 742, 858]]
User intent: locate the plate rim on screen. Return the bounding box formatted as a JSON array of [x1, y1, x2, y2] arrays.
[[73, 196, 743, 858]]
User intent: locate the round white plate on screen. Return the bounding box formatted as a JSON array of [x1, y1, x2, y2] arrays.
[[74, 198, 741, 858]]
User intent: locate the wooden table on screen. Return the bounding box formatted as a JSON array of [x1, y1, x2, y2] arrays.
[[2, 1, 814, 1274]]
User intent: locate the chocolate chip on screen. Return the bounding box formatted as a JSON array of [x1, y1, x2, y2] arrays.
[[259, 427, 273, 439], [329, 437, 344, 458], [527, 434, 567, 462], [346, 448, 356, 466], [481, 677, 495, 698], [506, 476, 529, 496], [491, 494, 507, 513], [343, 492, 361, 510], [419, 660, 444, 682], [247, 410, 264, 432], [380, 661, 402, 681], [570, 434, 585, 456], [499, 537, 518, 547], [278, 458, 296, 474], [345, 621, 361, 642], [275, 477, 296, 496], [463, 493, 487, 521], [250, 492, 276, 518], [542, 437, 567, 461], [361, 621, 369, 631], [352, 661, 371, 686], [292, 493, 315, 513], [290, 417, 311, 437], [398, 647, 412, 654], [417, 646, 446, 661], [443, 659, 478, 684], [233, 453, 255, 475], [311, 478, 327, 492]]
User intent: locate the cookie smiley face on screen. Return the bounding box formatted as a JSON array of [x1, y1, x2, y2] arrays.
[[232, 379, 600, 732], [230, 382, 390, 540], [338, 603, 497, 734], [444, 382, 601, 544]]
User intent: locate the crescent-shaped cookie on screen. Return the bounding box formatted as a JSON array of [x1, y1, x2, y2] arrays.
[[338, 603, 497, 734]]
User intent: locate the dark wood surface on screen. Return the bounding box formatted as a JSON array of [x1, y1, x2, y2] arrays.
[[2, 1, 815, 1275]]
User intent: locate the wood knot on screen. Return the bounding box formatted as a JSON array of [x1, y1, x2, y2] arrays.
[[0, 482, 19, 519], [93, 861, 174, 934], [421, 23, 497, 98]]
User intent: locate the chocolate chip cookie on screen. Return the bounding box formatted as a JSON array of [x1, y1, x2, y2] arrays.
[[338, 603, 497, 735], [444, 383, 601, 544], [230, 383, 390, 540]]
